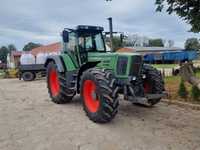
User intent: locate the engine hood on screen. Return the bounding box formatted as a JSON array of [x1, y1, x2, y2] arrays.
[[87, 52, 142, 72], [88, 52, 141, 61]]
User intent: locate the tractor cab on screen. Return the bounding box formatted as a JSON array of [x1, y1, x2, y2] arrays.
[[62, 25, 106, 65]]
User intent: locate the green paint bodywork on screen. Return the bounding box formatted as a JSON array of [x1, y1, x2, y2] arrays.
[[61, 54, 78, 71], [88, 52, 141, 79], [61, 48, 141, 79]]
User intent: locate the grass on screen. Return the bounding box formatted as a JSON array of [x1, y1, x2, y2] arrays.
[[164, 75, 181, 100], [152, 64, 178, 69], [164, 70, 200, 104], [165, 75, 180, 82], [0, 69, 5, 79], [196, 71, 200, 78]]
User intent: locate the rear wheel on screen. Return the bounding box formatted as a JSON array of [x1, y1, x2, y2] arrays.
[[80, 68, 119, 123], [47, 62, 75, 104], [143, 65, 164, 106], [22, 72, 35, 81]]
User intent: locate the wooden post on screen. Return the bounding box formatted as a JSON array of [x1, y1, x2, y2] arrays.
[[180, 62, 200, 89]]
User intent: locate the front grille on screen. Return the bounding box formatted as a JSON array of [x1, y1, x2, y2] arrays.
[[116, 56, 128, 75], [129, 56, 143, 77]]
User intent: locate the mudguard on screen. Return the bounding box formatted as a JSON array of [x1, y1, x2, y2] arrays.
[[44, 55, 65, 72]]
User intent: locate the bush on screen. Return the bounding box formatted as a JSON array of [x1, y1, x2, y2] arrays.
[[191, 85, 200, 101], [178, 79, 188, 99]]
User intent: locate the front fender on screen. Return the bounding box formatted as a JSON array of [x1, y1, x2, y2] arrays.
[[44, 55, 65, 72]]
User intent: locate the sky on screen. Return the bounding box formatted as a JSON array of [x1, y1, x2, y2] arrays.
[[0, 0, 199, 50]]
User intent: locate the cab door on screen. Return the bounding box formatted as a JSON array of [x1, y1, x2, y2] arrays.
[[64, 31, 80, 67], [78, 36, 89, 64]]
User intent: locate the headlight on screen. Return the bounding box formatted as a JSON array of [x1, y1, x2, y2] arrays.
[[116, 56, 128, 75]]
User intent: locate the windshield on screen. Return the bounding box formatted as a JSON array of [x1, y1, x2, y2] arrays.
[[79, 33, 105, 52]]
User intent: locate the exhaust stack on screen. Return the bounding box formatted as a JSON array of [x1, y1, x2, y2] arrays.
[[108, 17, 113, 51]]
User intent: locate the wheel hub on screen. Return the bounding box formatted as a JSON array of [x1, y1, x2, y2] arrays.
[[49, 69, 60, 97], [144, 82, 151, 93], [91, 91, 97, 100]]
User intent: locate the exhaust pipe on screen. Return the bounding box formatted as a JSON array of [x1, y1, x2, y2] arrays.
[[108, 17, 113, 51]]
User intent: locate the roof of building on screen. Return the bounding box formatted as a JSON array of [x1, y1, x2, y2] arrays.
[[118, 47, 184, 53], [11, 51, 23, 57], [31, 42, 61, 56]]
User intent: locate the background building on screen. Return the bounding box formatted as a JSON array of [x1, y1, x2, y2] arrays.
[[7, 51, 22, 68], [31, 42, 61, 56], [118, 47, 198, 64]]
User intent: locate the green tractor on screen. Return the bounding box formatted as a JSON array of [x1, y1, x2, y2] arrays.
[[45, 25, 165, 123]]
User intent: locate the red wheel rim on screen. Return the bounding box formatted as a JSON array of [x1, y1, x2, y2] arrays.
[[144, 82, 151, 93], [83, 80, 100, 113], [49, 69, 60, 97]]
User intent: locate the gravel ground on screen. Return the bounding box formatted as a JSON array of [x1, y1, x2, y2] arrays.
[[0, 79, 200, 150]]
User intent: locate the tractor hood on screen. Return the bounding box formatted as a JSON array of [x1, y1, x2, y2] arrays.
[[88, 52, 142, 78], [88, 52, 141, 61]]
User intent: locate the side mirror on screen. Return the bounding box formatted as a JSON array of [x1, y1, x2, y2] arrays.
[[62, 30, 69, 43]]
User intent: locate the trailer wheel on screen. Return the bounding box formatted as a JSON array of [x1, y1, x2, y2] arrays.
[[143, 65, 164, 106], [47, 62, 75, 104], [22, 72, 35, 81], [80, 68, 119, 123]]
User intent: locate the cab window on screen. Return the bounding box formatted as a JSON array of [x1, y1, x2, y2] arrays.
[[67, 32, 76, 51], [78, 32, 105, 52], [85, 37, 93, 51]]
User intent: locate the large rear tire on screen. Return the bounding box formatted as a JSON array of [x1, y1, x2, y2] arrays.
[[80, 68, 119, 123], [47, 62, 75, 104], [143, 65, 164, 106]]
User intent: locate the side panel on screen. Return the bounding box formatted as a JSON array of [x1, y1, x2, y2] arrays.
[[87, 52, 116, 70], [87, 52, 134, 79], [60, 54, 78, 71], [81, 52, 142, 79]]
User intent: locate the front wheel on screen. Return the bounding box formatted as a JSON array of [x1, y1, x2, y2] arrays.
[[143, 65, 165, 106], [80, 69, 119, 123]]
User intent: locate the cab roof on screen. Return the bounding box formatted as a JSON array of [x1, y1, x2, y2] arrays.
[[76, 25, 104, 31], [64, 25, 104, 33]]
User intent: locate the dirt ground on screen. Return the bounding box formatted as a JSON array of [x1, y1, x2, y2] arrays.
[[0, 79, 200, 150]]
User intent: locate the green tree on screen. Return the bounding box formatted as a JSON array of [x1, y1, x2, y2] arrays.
[[155, 0, 200, 33], [178, 79, 188, 99], [105, 36, 123, 51], [8, 44, 17, 53], [0, 46, 9, 63], [23, 42, 42, 51], [185, 38, 200, 51], [148, 39, 164, 47], [112, 37, 123, 51]]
